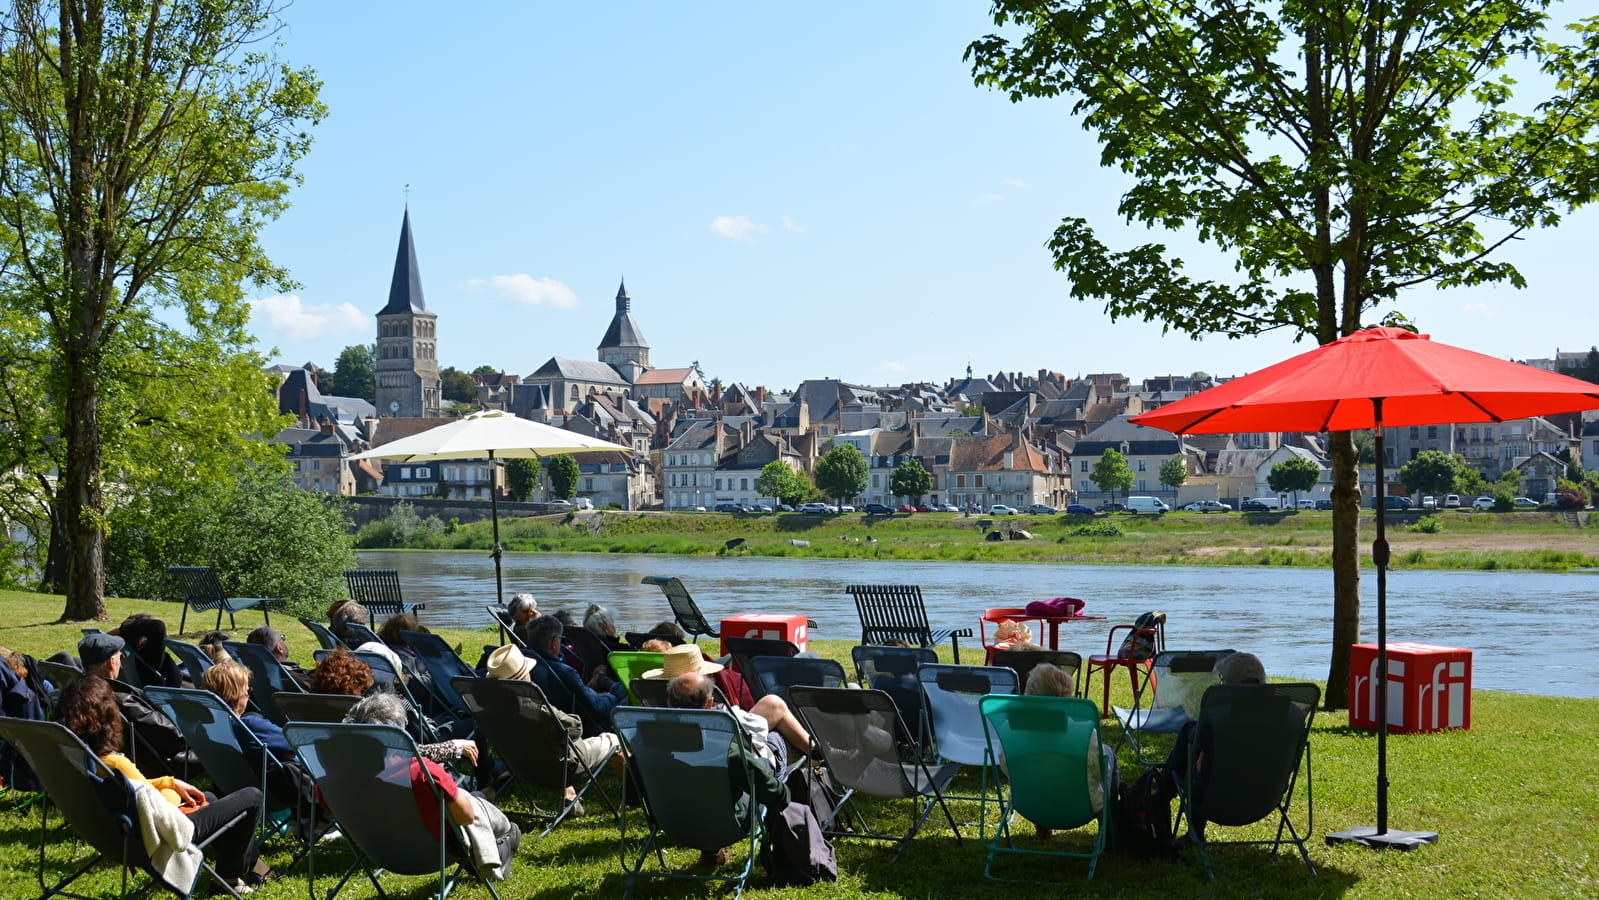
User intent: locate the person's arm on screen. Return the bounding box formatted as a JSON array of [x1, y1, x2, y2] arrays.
[[420, 757, 475, 825]]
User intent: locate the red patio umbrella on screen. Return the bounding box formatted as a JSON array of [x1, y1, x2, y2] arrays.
[[1131, 327, 1599, 849]]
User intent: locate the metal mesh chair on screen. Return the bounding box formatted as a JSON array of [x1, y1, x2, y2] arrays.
[[165, 566, 279, 633], [222, 642, 303, 725], [298, 618, 341, 652], [745, 655, 846, 706], [846, 584, 972, 662], [639, 576, 720, 643], [273, 692, 359, 725], [918, 663, 1019, 768], [341, 569, 425, 619], [163, 639, 216, 684], [607, 652, 665, 704], [1112, 648, 1235, 765], [988, 649, 1083, 697], [852, 645, 938, 747]]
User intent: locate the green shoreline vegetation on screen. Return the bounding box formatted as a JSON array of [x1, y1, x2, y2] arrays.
[[0, 590, 1594, 898], [356, 505, 1599, 573]]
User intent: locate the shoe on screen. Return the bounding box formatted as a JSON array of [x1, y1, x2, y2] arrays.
[[244, 862, 280, 885], [228, 881, 256, 896], [695, 848, 729, 868], [317, 828, 343, 844], [566, 798, 586, 818], [1034, 827, 1053, 840]]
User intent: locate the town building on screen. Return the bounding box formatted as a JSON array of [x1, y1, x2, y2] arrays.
[[374, 209, 442, 418]]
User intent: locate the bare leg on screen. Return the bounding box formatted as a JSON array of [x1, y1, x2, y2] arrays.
[[750, 695, 811, 754]]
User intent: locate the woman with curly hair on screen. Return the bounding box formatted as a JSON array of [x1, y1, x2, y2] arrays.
[[310, 646, 374, 696], [55, 676, 268, 892]]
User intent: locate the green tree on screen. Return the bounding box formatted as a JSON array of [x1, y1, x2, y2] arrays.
[[439, 367, 476, 404], [888, 458, 933, 504], [1158, 456, 1188, 494], [756, 460, 805, 507], [547, 454, 580, 501], [471, 365, 499, 376], [1400, 450, 1465, 497], [1090, 449, 1134, 502], [1268, 456, 1323, 505], [1455, 465, 1490, 498], [814, 444, 868, 507], [331, 344, 375, 401], [0, 0, 324, 619], [505, 458, 541, 502], [967, 2, 1599, 708]]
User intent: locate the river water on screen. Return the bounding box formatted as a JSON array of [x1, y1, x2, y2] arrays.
[[359, 550, 1599, 699]]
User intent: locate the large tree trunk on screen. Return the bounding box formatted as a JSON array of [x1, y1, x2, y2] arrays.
[[59, 343, 107, 622], [1324, 429, 1362, 708], [42, 481, 71, 595]]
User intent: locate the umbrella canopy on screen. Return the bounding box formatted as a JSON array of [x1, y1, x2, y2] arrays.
[[349, 409, 629, 462], [1130, 327, 1599, 434]]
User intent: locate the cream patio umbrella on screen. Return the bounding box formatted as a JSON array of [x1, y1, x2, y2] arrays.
[[350, 410, 631, 602]]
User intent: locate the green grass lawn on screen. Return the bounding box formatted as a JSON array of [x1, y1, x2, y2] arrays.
[[2, 590, 1595, 898]]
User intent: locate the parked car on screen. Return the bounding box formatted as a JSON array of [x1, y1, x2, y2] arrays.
[[1098, 501, 1127, 513], [1315, 499, 1334, 510], [838, 504, 856, 512], [1295, 499, 1317, 509], [1240, 498, 1275, 512], [939, 503, 960, 513], [547, 499, 573, 509], [863, 503, 896, 515], [914, 504, 934, 513], [1380, 495, 1413, 510], [1421, 496, 1438, 509], [1065, 504, 1096, 515], [714, 502, 741, 512], [898, 505, 919, 513], [1181, 500, 1229, 513], [777, 504, 794, 512], [1026, 503, 1058, 515], [797, 502, 831, 514], [1443, 494, 1462, 508], [1511, 496, 1539, 509], [988, 504, 1019, 515], [1472, 496, 1495, 509], [754, 504, 773, 512]]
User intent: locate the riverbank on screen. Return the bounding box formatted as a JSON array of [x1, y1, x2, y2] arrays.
[[1, 590, 1594, 898], [364, 507, 1599, 571]]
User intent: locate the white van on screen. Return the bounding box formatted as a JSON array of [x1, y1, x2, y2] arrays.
[[573, 497, 594, 510], [1126, 496, 1169, 515]]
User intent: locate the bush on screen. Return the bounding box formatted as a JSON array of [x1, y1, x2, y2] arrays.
[[1409, 517, 1445, 534], [354, 501, 446, 549], [1071, 521, 1125, 537]]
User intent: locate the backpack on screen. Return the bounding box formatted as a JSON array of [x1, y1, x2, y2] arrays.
[[785, 764, 839, 827], [1116, 611, 1166, 660], [759, 800, 837, 886], [1113, 766, 1177, 859]]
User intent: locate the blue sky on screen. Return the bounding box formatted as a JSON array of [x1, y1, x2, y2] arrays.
[[250, 2, 1597, 391]]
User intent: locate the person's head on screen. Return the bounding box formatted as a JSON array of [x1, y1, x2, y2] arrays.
[[649, 621, 684, 640], [329, 601, 369, 634], [203, 660, 252, 713], [0, 645, 28, 680], [344, 691, 408, 728], [378, 614, 421, 647], [1009, 640, 1045, 652], [1024, 662, 1075, 698], [116, 614, 168, 665], [1215, 652, 1267, 685], [485, 645, 536, 681], [551, 609, 577, 628], [639, 639, 671, 653], [507, 593, 539, 625], [198, 630, 231, 662], [55, 675, 123, 755], [78, 633, 125, 679], [525, 614, 565, 656], [666, 672, 715, 709], [247, 625, 289, 661], [584, 604, 616, 637], [881, 638, 913, 648], [643, 643, 723, 681], [312, 646, 374, 696]]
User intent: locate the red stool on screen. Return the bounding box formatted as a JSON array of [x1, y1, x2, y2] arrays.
[[1083, 622, 1164, 717]]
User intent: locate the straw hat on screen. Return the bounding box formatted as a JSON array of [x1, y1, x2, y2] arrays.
[[486, 644, 536, 681], [641, 643, 723, 680]]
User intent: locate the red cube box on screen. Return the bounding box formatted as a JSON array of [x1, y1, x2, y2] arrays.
[[1349, 641, 1472, 734], [719, 614, 808, 656]]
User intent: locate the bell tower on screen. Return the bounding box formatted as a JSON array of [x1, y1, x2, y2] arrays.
[[374, 208, 441, 417]]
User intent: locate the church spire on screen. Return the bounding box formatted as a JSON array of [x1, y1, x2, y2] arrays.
[[379, 208, 427, 315], [615, 279, 630, 314]]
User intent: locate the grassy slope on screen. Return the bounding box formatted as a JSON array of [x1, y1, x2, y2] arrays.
[[1, 590, 1595, 899]]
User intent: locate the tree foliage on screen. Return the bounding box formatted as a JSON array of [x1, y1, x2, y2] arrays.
[[330, 344, 375, 401], [1158, 456, 1188, 492], [505, 458, 540, 502], [888, 458, 933, 502], [439, 367, 476, 404], [814, 444, 868, 505], [547, 454, 580, 500], [0, 0, 325, 619], [967, 1, 1599, 708], [756, 460, 807, 506], [1089, 449, 1134, 500], [1400, 450, 1466, 496], [1268, 456, 1323, 497]]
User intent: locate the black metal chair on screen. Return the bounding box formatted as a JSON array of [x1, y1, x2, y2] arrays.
[[165, 566, 279, 633], [342, 568, 425, 619], [745, 655, 847, 706], [989, 648, 1084, 697], [273, 692, 360, 725], [845, 584, 972, 663], [639, 576, 721, 644], [722, 636, 800, 698]]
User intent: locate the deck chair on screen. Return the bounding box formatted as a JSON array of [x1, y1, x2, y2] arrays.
[[1113, 648, 1236, 766], [35, 662, 172, 775], [989, 649, 1083, 697], [919, 663, 1019, 773], [283, 721, 503, 900], [400, 631, 478, 718], [746, 656, 847, 706], [853, 645, 938, 748], [273, 692, 359, 725], [629, 678, 670, 708], [977, 695, 1111, 882], [165, 566, 278, 633], [144, 687, 320, 864], [164, 639, 216, 684], [486, 607, 526, 650], [338, 621, 384, 649], [563, 627, 616, 679], [789, 686, 963, 862], [613, 707, 766, 900], [223, 641, 303, 725], [640, 575, 721, 643], [0, 716, 252, 899], [1173, 683, 1320, 879], [454, 677, 617, 837], [845, 584, 973, 663], [608, 652, 665, 704], [624, 631, 684, 648], [342, 568, 425, 618], [298, 617, 341, 652], [723, 636, 801, 698]]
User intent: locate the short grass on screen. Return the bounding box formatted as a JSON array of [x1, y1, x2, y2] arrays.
[[2, 590, 1595, 899]]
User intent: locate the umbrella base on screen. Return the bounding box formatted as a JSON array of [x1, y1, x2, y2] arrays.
[[1326, 825, 1439, 850]]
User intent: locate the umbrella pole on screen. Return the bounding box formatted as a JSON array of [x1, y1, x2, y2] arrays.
[[490, 451, 504, 605], [1328, 399, 1438, 850]]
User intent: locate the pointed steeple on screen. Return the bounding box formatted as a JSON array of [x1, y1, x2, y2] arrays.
[[379, 208, 427, 315], [598, 279, 649, 357], [615, 279, 631, 314]]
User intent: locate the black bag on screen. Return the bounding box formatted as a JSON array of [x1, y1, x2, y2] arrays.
[[1116, 611, 1166, 660], [759, 800, 837, 886], [785, 764, 838, 827], [1113, 766, 1177, 859]]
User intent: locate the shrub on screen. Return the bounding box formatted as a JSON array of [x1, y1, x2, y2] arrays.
[[354, 501, 446, 549], [1071, 521, 1125, 537], [1409, 517, 1445, 534]]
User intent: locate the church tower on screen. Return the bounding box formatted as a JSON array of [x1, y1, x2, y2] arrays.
[[597, 279, 650, 383], [374, 208, 442, 417]]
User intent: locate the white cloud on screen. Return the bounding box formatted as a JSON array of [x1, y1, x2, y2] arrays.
[[464, 274, 578, 308], [1003, 177, 1028, 188], [880, 360, 906, 373], [781, 215, 805, 233], [249, 294, 368, 341], [1462, 302, 1493, 317], [709, 215, 771, 242]]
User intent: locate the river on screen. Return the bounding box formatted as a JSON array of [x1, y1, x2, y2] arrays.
[[359, 550, 1599, 699]]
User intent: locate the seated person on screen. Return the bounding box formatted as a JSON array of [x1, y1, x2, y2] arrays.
[[343, 692, 519, 881], [328, 602, 407, 676], [643, 644, 809, 758], [113, 614, 184, 688], [312, 647, 476, 768], [1023, 663, 1113, 837], [1164, 652, 1267, 792], [485, 645, 622, 813], [505, 593, 540, 647], [582, 605, 627, 652], [202, 661, 319, 837], [244, 626, 314, 690], [56, 675, 268, 893], [665, 671, 789, 868], [78, 633, 194, 777], [523, 615, 627, 736], [377, 614, 432, 685], [198, 631, 231, 664]]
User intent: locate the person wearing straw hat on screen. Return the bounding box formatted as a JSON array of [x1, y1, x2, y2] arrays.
[[643, 644, 812, 762]]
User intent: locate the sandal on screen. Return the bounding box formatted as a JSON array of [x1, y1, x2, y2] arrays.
[[229, 881, 256, 896]]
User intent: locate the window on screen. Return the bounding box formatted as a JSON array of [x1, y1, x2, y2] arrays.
[[1080, 460, 1089, 472], [312, 459, 321, 471], [1137, 459, 1146, 472], [956, 475, 966, 488], [417, 467, 430, 480], [1409, 426, 1420, 439], [974, 474, 984, 487], [1427, 425, 1438, 439], [740, 478, 749, 491]]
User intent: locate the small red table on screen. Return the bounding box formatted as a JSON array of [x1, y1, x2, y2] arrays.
[[979, 607, 1107, 660], [719, 614, 808, 656]]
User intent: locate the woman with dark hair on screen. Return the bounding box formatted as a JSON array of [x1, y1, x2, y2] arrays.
[[310, 647, 375, 696], [115, 614, 184, 687], [55, 676, 268, 892]]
